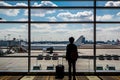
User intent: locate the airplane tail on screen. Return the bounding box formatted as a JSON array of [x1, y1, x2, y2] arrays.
[[75, 35, 85, 46]]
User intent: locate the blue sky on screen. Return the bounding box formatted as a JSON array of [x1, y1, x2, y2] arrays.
[[0, 1, 120, 41]]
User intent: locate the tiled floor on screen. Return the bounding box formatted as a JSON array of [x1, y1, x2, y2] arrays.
[[0, 76, 120, 80]]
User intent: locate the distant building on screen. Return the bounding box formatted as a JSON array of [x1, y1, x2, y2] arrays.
[[81, 36, 85, 43], [0, 40, 8, 46], [0, 40, 20, 47], [96, 41, 105, 44], [75, 35, 85, 46]]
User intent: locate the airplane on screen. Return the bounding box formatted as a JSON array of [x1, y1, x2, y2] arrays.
[[21, 35, 85, 50]]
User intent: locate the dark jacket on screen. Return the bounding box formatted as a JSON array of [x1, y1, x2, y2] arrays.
[[66, 43, 78, 61]]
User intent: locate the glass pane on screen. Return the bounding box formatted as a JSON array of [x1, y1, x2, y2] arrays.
[[96, 24, 120, 49], [0, 58, 28, 72], [97, 1, 120, 7], [76, 58, 93, 72], [96, 59, 120, 72], [96, 24, 120, 72], [97, 9, 120, 21], [31, 57, 57, 72], [0, 1, 28, 7], [0, 23, 28, 56], [31, 9, 93, 22], [30, 23, 93, 72], [31, 23, 93, 42], [30, 1, 93, 7], [0, 9, 28, 21]]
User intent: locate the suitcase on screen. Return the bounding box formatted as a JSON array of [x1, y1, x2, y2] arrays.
[[55, 57, 64, 79]]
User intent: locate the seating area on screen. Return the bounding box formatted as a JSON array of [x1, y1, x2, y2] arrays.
[[112, 55, 119, 60], [37, 54, 44, 60], [98, 55, 119, 60], [96, 66, 103, 70], [37, 53, 58, 60], [33, 65, 41, 70], [96, 65, 116, 71], [33, 53, 59, 70], [47, 64, 54, 70]]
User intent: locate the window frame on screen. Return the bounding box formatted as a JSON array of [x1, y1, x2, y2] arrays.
[[0, 0, 120, 75]]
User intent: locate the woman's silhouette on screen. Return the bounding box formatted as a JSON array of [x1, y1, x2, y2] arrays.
[[66, 37, 78, 80]]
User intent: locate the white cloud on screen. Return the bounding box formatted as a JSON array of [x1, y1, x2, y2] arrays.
[[15, 3, 27, 6], [103, 26, 120, 32], [117, 12, 120, 16], [1, 23, 120, 41], [0, 1, 27, 6], [0, 1, 20, 16], [31, 24, 67, 31], [0, 9, 20, 16], [96, 26, 120, 41], [24, 9, 55, 17], [15, 18, 28, 21], [54, 29, 69, 33], [57, 11, 93, 21], [54, 24, 67, 28], [30, 24, 94, 41], [24, 1, 58, 18], [32, 2, 39, 6], [5, 28, 24, 32], [40, 1, 57, 6], [47, 17, 57, 21], [105, 1, 120, 6], [28, 1, 57, 17], [24, 10, 28, 16], [32, 9, 55, 17], [97, 15, 113, 21], [0, 18, 6, 21], [32, 1, 57, 7], [0, 25, 28, 40], [0, 1, 12, 6], [0, 1, 27, 16], [31, 24, 68, 41], [0, 25, 27, 33], [31, 24, 51, 30]]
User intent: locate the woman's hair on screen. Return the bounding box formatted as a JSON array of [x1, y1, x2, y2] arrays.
[[69, 37, 74, 44]]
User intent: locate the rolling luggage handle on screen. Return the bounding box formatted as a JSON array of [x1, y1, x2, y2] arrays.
[[57, 56, 63, 65]]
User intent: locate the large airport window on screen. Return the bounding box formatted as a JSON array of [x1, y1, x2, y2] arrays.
[[0, 0, 120, 74], [30, 23, 94, 72]]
